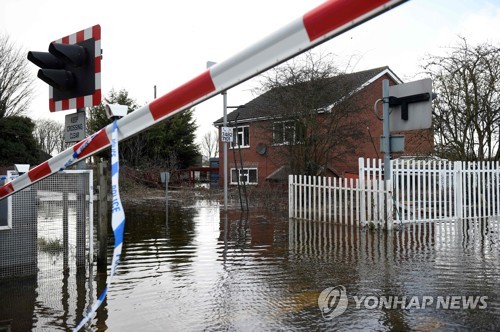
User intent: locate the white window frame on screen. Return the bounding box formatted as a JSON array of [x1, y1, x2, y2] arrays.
[[0, 195, 12, 230], [0, 171, 16, 230], [230, 168, 258, 185], [273, 120, 297, 145], [231, 126, 250, 148]]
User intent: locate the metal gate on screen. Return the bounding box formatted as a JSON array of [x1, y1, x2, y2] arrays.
[[0, 170, 93, 279]]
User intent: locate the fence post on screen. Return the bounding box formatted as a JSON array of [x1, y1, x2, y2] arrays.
[[63, 177, 69, 271], [394, 159, 401, 223], [76, 172, 87, 267], [307, 175, 311, 220], [299, 175, 303, 219], [312, 176, 317, 221], [454, 161, 463, 220], [328, 177, 332, 222], [359, 158, 366, 226], [289, 175, 293, 219], [386, 178, 394, 230], [324, 176, 328, 222], [97, 160, 108, 272], [496, 161, 500, 217]]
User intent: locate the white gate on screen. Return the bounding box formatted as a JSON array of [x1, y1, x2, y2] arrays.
[[288, 158, 500, 225], [393, 159, 500, 223], [288, 171, 391, 226]]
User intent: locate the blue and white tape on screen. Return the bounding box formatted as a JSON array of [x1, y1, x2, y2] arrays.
[[74, 120, 125, 331], [60, 132, 98, 171], [1, 131, 95, 185], [0, 175, 18, 182]]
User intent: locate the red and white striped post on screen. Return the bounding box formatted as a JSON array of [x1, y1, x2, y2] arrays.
[[0, 0, 408, 200]]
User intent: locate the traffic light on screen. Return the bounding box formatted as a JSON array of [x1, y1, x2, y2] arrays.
[[26, 25, 101, 112], [28, 39, 95, 102]]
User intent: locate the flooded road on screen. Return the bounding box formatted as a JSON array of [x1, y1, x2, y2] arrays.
[[1, 199, 499, 331]]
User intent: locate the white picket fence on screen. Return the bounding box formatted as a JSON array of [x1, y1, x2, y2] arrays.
[[393, 159, 500, 223], [289, 158, 500, 225], [288, 171, 392, 227]]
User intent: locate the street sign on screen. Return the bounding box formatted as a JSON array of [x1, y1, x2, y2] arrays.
[[160, 172, 170, 184], [389, 78, 432, 131], [221, 127, 233, 143], [64, 112, 86, 143]]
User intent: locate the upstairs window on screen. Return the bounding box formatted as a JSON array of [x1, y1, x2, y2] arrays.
[[273, 120, 304, 145], [231, 126, 250, 148]]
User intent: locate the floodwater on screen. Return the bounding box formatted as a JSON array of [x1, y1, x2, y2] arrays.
[[0, 199, 499, 331]]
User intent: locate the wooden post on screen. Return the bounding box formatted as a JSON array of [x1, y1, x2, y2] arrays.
[[97, 160, 108, 272]]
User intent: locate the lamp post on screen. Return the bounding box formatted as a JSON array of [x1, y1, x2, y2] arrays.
[[207, 61, 228, 211], [222, 91, 228, 210]]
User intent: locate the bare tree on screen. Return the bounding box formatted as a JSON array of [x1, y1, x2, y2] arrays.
[[199, 129, 219, 164], [421, 37, 500, 161], [33, 118, 65, 156], [0, 34, 35, 118], [253, 51, 364, 175], [122, 135, 148, 167]]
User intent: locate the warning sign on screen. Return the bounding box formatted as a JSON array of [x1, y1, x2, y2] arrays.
[[221, 127, 233, 143], [64, 112, 86, 143]]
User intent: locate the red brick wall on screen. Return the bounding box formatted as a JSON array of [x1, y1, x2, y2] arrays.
[[335, 74, 434, 174], [217, 73, 434, 185]]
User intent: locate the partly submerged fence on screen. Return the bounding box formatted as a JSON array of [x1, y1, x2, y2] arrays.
[[288, 173, 391, 226], [393, 159, 500, 223], [289, 158, 500, 225], [0, 170, 93, 279]]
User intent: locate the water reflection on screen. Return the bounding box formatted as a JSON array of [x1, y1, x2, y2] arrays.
[[288, 218, 500, 331], [0, 201, 498, 331], [0, 275, 37, 331], [119, 203, 198, 275]]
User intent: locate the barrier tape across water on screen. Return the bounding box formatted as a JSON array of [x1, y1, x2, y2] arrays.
[[74, 120, 125, 331], [1, 129, 98, 184], [60, 132, 98, 171]]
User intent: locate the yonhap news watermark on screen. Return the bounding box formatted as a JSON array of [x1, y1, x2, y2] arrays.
[[318, 285, 488, 320]]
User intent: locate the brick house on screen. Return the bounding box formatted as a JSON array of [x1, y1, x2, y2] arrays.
[[213, 66, 433, 186]]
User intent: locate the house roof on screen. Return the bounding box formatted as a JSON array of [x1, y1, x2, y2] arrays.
[[213, 66, 401, 126]]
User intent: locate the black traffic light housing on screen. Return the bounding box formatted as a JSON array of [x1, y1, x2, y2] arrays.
[[28, 38, 95, 102]]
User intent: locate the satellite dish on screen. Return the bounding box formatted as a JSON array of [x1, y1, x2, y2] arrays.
[[256, 143, 267, 155]]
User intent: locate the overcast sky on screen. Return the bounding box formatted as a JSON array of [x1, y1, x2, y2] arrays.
[[1, 0, 499, 143]]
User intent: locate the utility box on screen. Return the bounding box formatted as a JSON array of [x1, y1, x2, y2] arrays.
[[210, 158, 220, 188]]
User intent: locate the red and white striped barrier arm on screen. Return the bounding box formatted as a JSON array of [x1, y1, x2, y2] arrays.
[[0, 0, 408, 200]]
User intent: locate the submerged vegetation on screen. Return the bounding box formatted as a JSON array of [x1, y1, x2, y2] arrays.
[[38, 237, 63, 252]]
